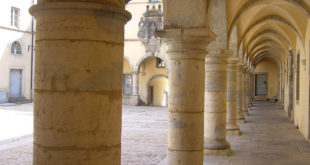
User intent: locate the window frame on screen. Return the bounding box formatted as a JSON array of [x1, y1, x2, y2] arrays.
[[11, 41, 22, 56], [156, 58, 166, 68], [11, 7, 20, 29]]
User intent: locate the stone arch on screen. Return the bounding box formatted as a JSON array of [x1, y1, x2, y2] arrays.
[[246, 31, 293, 54], [145, 74, 168, 105], [227, 0, 310, 39], [238, 15, 304, 48], [124, 55, 134, 72], [134, 54, 169, 72], [249, 40, 289, 61]]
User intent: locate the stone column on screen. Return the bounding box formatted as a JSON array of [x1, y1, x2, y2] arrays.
[[204, 50, 232, 155], [242, 66, 249, 116], [226, 57, 241, 135], [246, 68, 252, 111], [237, 63, 245, 123], [30, 1, 131, 164], [130, 72, 140, 105], [158, 0, 215, 163], [250, 70, 255, 105], [158, 29, 215, 165]]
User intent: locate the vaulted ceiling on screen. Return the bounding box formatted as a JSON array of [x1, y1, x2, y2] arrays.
[[226, 0, 310, 67]]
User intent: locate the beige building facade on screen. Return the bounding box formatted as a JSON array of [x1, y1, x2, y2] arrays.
[[0, 0, 35, 103]]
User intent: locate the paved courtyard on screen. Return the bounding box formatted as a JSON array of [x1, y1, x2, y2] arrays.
[[0, 102, 310, 165]]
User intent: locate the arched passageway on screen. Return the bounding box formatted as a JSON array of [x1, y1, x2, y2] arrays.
[[137, 56, 168, 105], [146, 74, 168, 106]]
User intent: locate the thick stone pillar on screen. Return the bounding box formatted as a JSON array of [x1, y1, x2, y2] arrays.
[[159, 0, 215, 164], [204, 50, 232, 155], [226, 57, 241, 135], [30, 1, 131, 164], [246, 68, 252, 110], [130, 72, 140, 105], [250, 70, 255, 105], [237, 63, 245, 123], [242, 66, 248, 115], [158, 29, 215, 165]]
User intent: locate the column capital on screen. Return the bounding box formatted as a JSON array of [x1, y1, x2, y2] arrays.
[[227, 57, 240, 64], [206, 49, 232, 64], [157, 28, 216, 59]]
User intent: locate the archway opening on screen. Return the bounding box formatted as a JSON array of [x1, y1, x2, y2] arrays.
[[147, 76, 168, 107], [138, 56, 168, 105]]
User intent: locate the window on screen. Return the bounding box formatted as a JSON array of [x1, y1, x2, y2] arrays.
[[11, 7, 20, 28], [156, 58, 165, 68], [11, 41, 22, 55], [296, 51, 300, 101], [123, 74, 132, 95], [149, 0, 159, 2]]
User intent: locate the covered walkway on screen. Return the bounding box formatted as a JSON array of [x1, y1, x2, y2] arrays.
[[204, 101, 310, 165]]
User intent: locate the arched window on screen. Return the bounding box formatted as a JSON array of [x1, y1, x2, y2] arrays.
[[11, 41, 22, 55]]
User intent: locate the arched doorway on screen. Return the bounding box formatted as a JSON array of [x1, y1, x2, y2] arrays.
[[147, 74, 168, 106], [136, 56, 168, 105]]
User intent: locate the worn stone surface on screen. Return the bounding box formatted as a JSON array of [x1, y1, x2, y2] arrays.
[[226, 57, 241, 136], [236, 63, 245, 122], [30, 1, 131, 164], [204, 50, 231, 155]]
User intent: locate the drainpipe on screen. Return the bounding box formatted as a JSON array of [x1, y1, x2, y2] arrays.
[[30, 0, 35, 101]]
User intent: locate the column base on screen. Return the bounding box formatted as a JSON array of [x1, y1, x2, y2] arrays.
[[129, 95, 140, 106], [226, 129, 241, 136], [237, 119, 245, 123], [204, 147, 232, 156]]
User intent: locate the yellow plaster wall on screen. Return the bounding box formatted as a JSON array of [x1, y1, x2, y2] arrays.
[[292, 19, 310, 139], [255, 60, 279, 99], [138, 57, 168, 104], [149, 76, 168, 106], [123, 59, 132, 73]]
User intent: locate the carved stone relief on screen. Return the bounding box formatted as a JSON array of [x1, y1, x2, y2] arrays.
[[137, 4, 163, 55]]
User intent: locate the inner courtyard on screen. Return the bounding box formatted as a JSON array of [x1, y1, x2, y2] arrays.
[[0, 102, 310, 164], [0, 0, 310, 164]]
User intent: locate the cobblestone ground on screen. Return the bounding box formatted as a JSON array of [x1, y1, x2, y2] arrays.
[[0, 104, 168, 165], [1, 102, 310, 165]]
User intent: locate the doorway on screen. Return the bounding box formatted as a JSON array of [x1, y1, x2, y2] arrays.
[[255, 73, 268, 96], [9, 69, 22, 98]]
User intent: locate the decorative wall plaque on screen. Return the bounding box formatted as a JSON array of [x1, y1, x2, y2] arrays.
[[137, 5, 163, 55]]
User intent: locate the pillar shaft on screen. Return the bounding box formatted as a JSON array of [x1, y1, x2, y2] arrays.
[[204, 50, 231, 154], [30, 1, 130, 164], [246, 68, 251, 108], [160, 0, 214, 163], [237, 63, 245, 122], [130, 72, 140, 105], [242, 66, 248, 115], [158, 29, 215, 165], [226, 57, 240, 135], [132, 72, 139, 96]]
